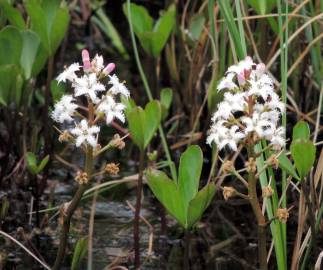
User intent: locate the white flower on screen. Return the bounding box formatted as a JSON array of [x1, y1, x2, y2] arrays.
[[217, 72, 237, 91], [108, 74, 130, 98], [70, 119, 100, 147], [91, 54, 104, 73], [73, 73, 105, 103], [227, 56, 253, 75], [51, 95, 78, 123], [241, 112, 274, 137], [97, 95, 126, 124], [268, 127, 285, 149], [56, 63, 80, 83], [207, 57, 285, 152]]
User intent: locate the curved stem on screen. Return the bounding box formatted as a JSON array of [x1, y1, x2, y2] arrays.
[[134, 150, 145, 269]]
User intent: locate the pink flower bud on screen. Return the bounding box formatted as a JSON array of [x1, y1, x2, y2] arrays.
[[237, 72, 246, 85], [256, 63, 266, 76], [102, 63, 115, 75], [82, 49, 91, 72]]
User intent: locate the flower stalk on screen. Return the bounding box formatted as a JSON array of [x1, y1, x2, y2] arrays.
[[247, 144, 268, 270], [134, 150, 145, 269]]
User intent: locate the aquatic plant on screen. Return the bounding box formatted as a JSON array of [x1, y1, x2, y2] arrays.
[[51, 49, 129, 269]]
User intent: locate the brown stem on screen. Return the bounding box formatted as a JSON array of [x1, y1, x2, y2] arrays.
[[247, 145, 268, 270], [52, 146, 93, 270], [134, 151, 145, 269]]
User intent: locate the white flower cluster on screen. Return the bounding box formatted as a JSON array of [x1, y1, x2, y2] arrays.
[[51, 50, 129, 148], [207, 56, 285, 151]]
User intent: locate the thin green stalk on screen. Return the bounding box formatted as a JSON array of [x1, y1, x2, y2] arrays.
[[235, 0, 247, 56], [126, 0, 177, 181], [277, 0, 288, 258]]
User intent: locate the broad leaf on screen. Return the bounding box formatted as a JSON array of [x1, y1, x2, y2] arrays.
[[146, 169, 186, 227], [178, 145, 203, 205], [25, 0, 69, 55], [0, 0, 25, 30], [246, 0, 276, 15], [292, 121, 310, 142], [123, 3, 153, 34], [127, 100, 161, 150], [0, 65, 22, 106], [187, 183, 216, 228], [20, 30, 41, 79], [291, 140, 316, 180], [146, 145, 215, 230], [0, 26, 22, 65], [278, 152, 300, 181]]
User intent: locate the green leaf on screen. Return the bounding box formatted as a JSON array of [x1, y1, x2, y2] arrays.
[[146, 169, 186, 227], [187, 183, 216, 228], [218, 1, 245, 59], [123, 3, 153, 34], [25, 0, 69, 55], [160, 87, 173, 119], [51, 79, 66, 102], [0, 65, 22, 106], [146, 146, 214, 230], [178, 145, 203, 205], [151, 4, 175, 57], [37, 155, 49, 173], [93, 8, 128, 59], [291, 140, 316, 180], [246, 0, 276, 15], [189, 13, 205, 41], [292, 121, 310, 142], [123, 3, 175, 57], [20, 30, 41, 79], [127, 100, 161, 150], [0, 0, 26, 29], [278, 152, 300, 181], [26, 152, 38, 175], [0, 26, 22, 65], [71, 237, 88, 270]]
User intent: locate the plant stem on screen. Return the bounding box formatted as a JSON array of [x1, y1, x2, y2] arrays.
[[52, 146, 93, 270], [247, 145, 268, 270], [134, 150, 145, 269], [183, 230, 190, 270]]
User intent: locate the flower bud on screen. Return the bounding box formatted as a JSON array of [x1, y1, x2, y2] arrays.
[[105, 163, 120, 176], [75, 171, 89, 185], [276, 208, 289, 223], [245, 157, 257, 173], [222, 160, 234, 174], [223, 186, 236, 200], [262, 186, 274, 198], [102, 63, 115, 76], [82, 49, 91, 72]]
